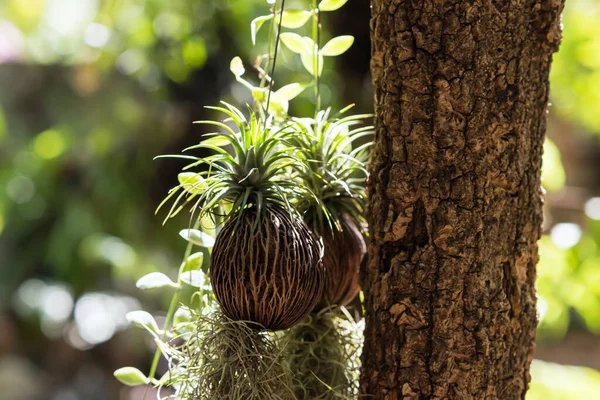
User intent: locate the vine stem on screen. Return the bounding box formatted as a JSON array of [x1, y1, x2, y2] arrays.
[[264, 0, 286, 127], [312, 0, 321, 119], [143, 221, 200, 399]]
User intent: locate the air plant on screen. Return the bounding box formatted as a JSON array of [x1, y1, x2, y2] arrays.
[[152, 104, 324, 398], [291, 107, 371, 310], [154, 307, 297, 400], [274, 0, 371, 398], [180, 104, 324, 330], [114, 0, 371, 399], [282, 307, 364, 400]]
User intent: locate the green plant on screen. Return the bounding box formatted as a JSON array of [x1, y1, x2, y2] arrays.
[[291, 107, 371, 309], [115, 0, 369, 398], [283, 307, 364, 400]]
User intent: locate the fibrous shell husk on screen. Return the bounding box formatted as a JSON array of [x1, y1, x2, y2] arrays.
[[314, 214, 365, 311], [210, 205, 324, 331]]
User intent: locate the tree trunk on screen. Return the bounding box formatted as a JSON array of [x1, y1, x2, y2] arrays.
[[362, 1, 565, 399]]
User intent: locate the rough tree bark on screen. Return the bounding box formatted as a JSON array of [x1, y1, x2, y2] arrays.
[[362, 1, 565, 399]]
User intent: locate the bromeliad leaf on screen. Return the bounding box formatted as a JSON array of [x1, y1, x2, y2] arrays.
[[126, 310, 160, 334], [281, 10, 312, 29], [251, 15, 273, 45], [200, 136, 231, 148], [114, 367, 149, 386], [178, 172, 207, 195], [136, 272, 178, 290], [281, 32, 311, 54], [319, 0, 349, 12], [320, 35, 354, 56], [179, 229, 216, 248]]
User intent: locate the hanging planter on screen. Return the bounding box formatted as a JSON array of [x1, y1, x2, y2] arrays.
[[114, 0, 372, 398], [211, 204, 323, 331]]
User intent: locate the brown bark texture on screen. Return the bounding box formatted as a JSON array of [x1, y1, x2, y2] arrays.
[[362, 1, 565, 399]]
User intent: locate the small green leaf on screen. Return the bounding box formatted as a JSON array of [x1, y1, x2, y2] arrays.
[[178, 172, 207, 195], [252, 87, 268, 102], [126, 310, 159, 334], [266, 95, 289, 117], [251, 15, 273, 45], [114, 367, 149, 386], [179, 251, 204, 274], [320, 35, 354, 56], [280, 32, 311, 54], [126, 311, 160, 332], [173, 307, 193, 325], [275, 83, 306, 101], [136, 272, 178, 290], [281, 10, 312, 29], [179, 229, 215, 247], [301, 50, 324, 76], [179, 270, 206, 287], [319, 0, 349, 12], [230, 56, 245, 77]]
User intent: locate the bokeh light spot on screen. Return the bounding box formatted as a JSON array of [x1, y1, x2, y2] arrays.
[[584, 197, 600, 220], [33, 129, 66, 160], [551, 223, 582, 249], [84, 22, 110, 48], [6, 175, 35, 204]]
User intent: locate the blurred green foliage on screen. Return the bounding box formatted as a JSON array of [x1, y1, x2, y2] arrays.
[[550, 0, 600, 132], [528, 360, 600, 399]]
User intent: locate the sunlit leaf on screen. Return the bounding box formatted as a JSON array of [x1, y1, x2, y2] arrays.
[[179, 229, 215, 247], [251, 15, 273, 45], [230, 56, 245, 77], [179, 270, 206, 287], [201, 136, 230, 147], [319, 0, 349, 11], [136, 272, 178, 290], [281, 10, 312, 29], [280, 32, 311, 54], [321, 35, 354, 56], [179, 251, 204, 274], [178, 172, 207, 195], [252, 87, 268, 102], [301, 50, 324, 76], [114, 367, 149, 386], [266, 95, 289, 116], [126, 310, 159, 333], [173, 307, 193, 326], [275, 83, 306, 101]]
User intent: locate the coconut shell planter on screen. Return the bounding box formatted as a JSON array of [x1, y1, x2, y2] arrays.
[[211, 205, 324, 331], [313, 213, 365, 311]]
